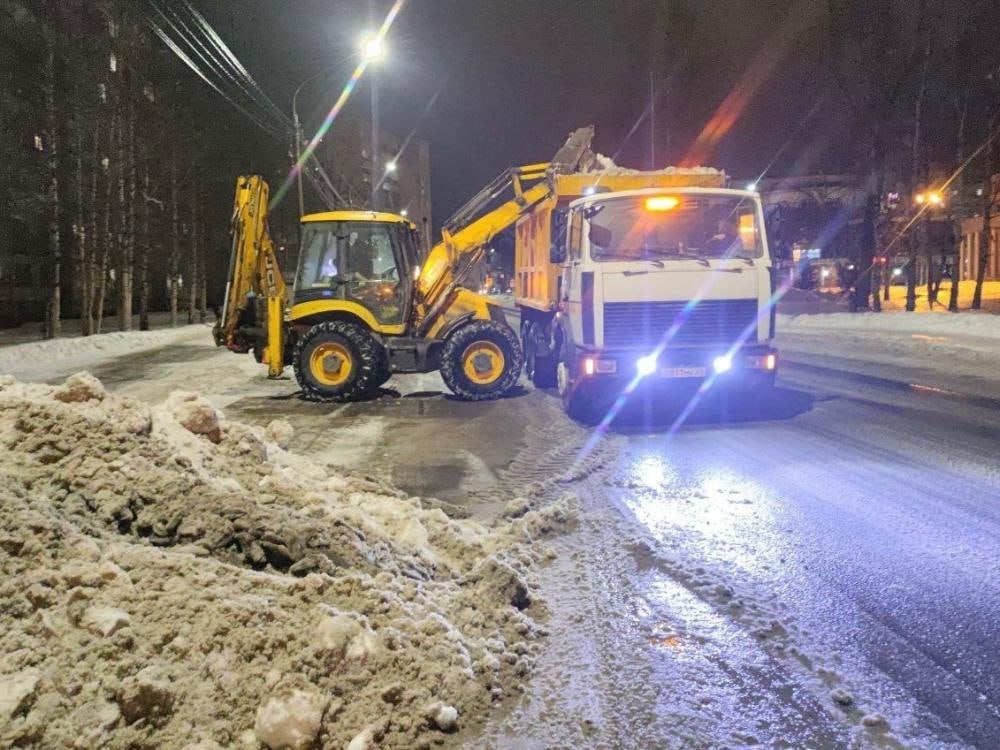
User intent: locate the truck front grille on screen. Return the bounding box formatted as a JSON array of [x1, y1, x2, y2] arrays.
[[602, 298, 759, 348]]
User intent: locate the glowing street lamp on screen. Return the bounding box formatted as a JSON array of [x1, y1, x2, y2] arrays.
[[359, 31, 385, 62]]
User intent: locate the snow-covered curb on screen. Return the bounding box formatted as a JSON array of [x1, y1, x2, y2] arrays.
[[777, 312, 999, 340], [776, 312, 1000, 397], [0, 325, 209, 381]]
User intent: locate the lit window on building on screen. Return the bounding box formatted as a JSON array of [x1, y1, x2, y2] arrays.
[[33, 134, 44, 151]]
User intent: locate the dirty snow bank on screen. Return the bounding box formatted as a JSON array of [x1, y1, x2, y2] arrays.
[[0, 325, 207, 382], [0, 374, 571, 749]]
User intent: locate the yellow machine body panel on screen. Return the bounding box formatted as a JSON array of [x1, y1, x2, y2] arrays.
[[287, 298, 407, 336], [302, 209, 416, 228], [424, 287, 494, 338]]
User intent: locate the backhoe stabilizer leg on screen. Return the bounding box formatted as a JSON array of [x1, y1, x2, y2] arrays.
[[266, 296, 284, 378]]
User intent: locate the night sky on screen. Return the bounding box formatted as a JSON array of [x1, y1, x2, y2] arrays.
[[197, 0, 851, 226]]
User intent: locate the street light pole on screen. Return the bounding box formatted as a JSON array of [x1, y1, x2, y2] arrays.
[[370, 69, 379, 210], [292, 105, 305, 219]]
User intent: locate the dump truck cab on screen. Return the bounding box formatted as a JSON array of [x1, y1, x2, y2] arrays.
[[516, 172, 778, 418]]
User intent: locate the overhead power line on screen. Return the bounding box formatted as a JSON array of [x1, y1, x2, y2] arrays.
[[137, 0, 346, 209]]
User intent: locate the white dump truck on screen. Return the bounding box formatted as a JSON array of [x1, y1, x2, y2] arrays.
[[514, 144, 778, 418]]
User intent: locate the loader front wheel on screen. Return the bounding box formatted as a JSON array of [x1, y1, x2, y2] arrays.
[[293, 321, 379, 402], [440, 320, 523, 401]]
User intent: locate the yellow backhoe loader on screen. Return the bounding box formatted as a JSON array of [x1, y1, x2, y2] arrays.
[[214, 127, 596, 401]]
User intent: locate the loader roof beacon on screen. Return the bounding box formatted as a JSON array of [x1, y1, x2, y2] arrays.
[[216, 127, 777, 411], [215, 127, 596, 402]]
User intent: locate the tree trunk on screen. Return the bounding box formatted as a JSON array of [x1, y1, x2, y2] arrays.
[[972, 173, 994, 310], [43, 16, 61, 339], [118, 105, 136, 330], [927, 250, 939, 308], [84, 126, 100, 335], [169, 161, 180, 327], [198, 251, 208, 323], [73, 125, 88, 334], [96, 117, 116, 334], [188, 183, 198, 324], [138, 165, 151, 331], [854, 147, 884, 312], [948, 93, 969, 313]]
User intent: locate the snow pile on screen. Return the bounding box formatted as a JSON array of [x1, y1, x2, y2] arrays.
[[589, 153, 724, 177], [0, 374, 567, 748]]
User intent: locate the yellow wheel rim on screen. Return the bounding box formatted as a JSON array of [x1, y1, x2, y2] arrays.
[[462, 341, 505, 385], [309, 342, 353, 387]]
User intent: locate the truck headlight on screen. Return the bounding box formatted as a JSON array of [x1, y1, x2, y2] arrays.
[[713, 355, 733, 374], [636, 355, 658, 377]]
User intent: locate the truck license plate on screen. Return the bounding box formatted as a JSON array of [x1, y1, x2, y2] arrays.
[[661, 366, 706, 378]]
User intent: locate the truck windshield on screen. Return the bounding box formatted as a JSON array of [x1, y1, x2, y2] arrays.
[[588, 195, 762, 262], [295, 220, 405, 324]]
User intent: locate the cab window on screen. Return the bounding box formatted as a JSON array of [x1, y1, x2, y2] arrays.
[[568, 210, 583, 260], [295, 221, 405, 324]]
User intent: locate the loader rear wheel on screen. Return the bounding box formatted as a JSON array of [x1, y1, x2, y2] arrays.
[[440, 320, 523, 401], [293, 321, 379, 402]]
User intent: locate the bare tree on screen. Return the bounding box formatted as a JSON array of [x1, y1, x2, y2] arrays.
[[187, 182, 199, 324], [169, 158, 180, 327], [41, 0, 61, 338], [973, 135, 999, 309], [827, 0, 932, 312]]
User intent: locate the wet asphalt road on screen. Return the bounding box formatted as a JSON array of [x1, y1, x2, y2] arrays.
[[55, 335, 1000, 747], [597, 367, 1000, 748]]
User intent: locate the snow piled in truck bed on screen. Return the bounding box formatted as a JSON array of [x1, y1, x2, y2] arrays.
[[0, 374, 570, 749], [589, 153, 724, 177]]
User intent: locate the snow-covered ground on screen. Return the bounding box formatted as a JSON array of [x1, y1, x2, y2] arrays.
[[0, 324, 208, 383], [777, 310, 1000, 398]]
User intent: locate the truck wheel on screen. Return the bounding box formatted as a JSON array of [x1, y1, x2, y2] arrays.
[[557, 338, 596, 422], [523, 321, 558, 388], [440, 320, 523, 401], [293, 321, 380, 402]]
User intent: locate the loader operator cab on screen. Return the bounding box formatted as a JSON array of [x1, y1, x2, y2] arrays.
[[294, 212, 421, 326]]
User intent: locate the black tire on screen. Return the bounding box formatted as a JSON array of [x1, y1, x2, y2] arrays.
[[292, 321, 380, 402], [440, 320, 523, 401], [557, 336, 595, 422], [374, 363, 393, 388], [523, 321, 559, 388]]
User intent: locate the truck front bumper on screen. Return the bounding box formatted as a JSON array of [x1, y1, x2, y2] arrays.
[[571, 343, 778, 385]]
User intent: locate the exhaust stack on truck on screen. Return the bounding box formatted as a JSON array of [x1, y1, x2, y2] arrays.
[[513, 151, 778, 418]]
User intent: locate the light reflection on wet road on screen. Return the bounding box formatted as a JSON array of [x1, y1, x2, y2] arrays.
[[600, 366, 1000, 748]]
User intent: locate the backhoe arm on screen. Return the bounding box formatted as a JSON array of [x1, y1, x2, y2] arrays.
[[214, 175, 288, 377]]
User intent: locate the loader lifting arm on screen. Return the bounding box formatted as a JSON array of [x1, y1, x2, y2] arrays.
[[411, 126, 596, 335], [214, 175, 288, 378]]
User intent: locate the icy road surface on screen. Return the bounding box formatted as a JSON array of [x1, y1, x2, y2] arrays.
[[7, 324, 1000, 748]]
